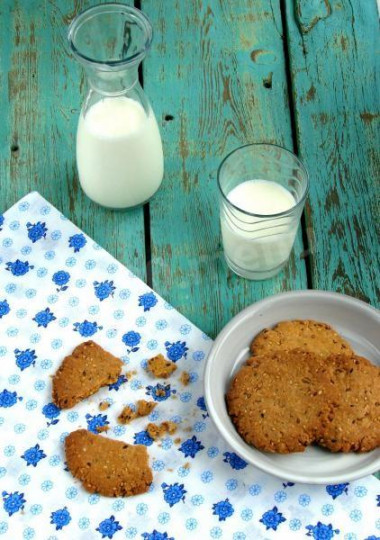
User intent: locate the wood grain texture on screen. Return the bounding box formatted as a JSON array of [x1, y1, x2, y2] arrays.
[[284, 0, 379, 306], [142, 0, 307, 337], [0, 0, 146, 280]]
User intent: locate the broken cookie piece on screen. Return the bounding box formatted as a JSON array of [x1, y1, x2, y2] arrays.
[[118, 405, 136, 425], [52, 341, 123, 409], [65, 429, 152, 497], [147, 354, 177, 378], [136, 400, 157, 417], [147, 421, 177, 440], [118, 400, 157, 425]]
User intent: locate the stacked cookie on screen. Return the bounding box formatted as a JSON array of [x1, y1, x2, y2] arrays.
[[226, 320, 380, 454]]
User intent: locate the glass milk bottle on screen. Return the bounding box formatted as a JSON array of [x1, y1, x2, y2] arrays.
[[68, 4, 164, 209]]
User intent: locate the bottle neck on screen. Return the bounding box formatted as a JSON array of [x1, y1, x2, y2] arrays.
[[85, 64, 139, 96]]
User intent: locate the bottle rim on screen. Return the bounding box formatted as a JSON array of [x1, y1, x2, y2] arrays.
[[68, 3, 153, 69]]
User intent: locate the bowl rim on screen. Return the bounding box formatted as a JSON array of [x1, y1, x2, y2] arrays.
[[204, 290, 380, 484]]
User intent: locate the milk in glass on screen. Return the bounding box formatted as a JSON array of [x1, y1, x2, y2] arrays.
[[221, 180, 297, 277]]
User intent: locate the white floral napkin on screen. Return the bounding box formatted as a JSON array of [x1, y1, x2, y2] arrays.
[[0, 192, 378, 540]]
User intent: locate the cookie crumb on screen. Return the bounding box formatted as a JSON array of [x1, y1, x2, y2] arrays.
[[136, 400, 157, 417], [180, 371, 191, 386], [147, 423, 165, 440], [174, 437, 181, 445], [99, 401, 110, 411], [147, 421, 178, 440], [118, 406, 136, 425], [147, 354, 177, 378]]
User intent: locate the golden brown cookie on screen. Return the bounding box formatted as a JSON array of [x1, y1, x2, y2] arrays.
[[65, 429, 152, 497], [52, 341, 123, 409], [317, 354, 380, 452], [250, 320, 353, 357], [227, 350, 335, 453], [147, 354, 177, 378]]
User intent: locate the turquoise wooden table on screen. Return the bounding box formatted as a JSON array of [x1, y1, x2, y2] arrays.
[[0, 0, 379, 483]]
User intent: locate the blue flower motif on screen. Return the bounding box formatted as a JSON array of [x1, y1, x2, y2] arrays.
[[259, 506, 286, 531], [14, 348, 37, 371], [223, 452, 248, 470], [142, 531, 174, 540], [33, 307, 56, 328], [50, 507, 71, 530], [212, 499, 234, 521], [0, 300, 10, 319], [96, 515, 122, 538], [299, 494, 311, 506], [42, 402, 61, 420], [196, 396, 209, 418], [164, 341, 188, 362], [377, 494, 380, 506], [139, 292, 158, 312], [305, 522, 340, 539], [52, 271, 70, 291], [326, 483, 349, 499], [2, 491, 26, 516], [86, 413, 109, 434], [146, 383, 174, 402], [0, 389, 22, 408], [134, 430, 154, 446], [122, 331, 141, 353], [161, 483, 186, 507], [6, 259, 34, 276], [68, 233, 87, 252], [179, 436, 204, 458], [26, 221, 47, 243], [109, 375, 128, 391], [73, 320, 102, 337], [0, 214, 4, 230], [21, 444, 46, 467], [94, 280, 116, 301]]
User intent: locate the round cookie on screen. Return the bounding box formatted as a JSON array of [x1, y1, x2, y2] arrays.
[[226, 350, 335, 453], [250, 320, 353, 357], [317, 354, 380, 453]]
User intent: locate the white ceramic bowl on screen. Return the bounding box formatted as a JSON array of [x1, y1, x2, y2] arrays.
[[204, 290, 380, 484]]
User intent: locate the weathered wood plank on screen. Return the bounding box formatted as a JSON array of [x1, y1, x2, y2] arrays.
[[142, 0, 307, 337], [284, 0, 379, 306], [0, 0, 146, 280]]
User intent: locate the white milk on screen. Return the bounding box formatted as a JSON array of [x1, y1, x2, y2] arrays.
[[221, 180, 298, 279], [77, 97, 163, 208]]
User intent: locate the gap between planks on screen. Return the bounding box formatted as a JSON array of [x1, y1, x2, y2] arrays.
[[280, 0, 313, 289]]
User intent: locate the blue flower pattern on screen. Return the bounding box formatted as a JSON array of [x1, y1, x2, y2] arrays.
[[260, 506, 286, 531], [2, 491, 26, 516], [52, 270, 70, 291], [0, 192, 377, 538], [139, 292, 158, 312], [6, 259, 34, 276], [94, 280, 116, 301], [96, 515, 122, 538], [26, 221, 47, 243], [306, 521, 340, 539], [0, 299, 10, 318], [14, 348, 37, 370], [161, 483, 187, 507], [50, 507, 71, 530], [21, 444, 46, 467]]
